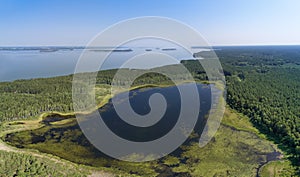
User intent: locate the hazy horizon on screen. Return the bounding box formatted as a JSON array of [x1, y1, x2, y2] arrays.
[[1, 44, 300, 47]]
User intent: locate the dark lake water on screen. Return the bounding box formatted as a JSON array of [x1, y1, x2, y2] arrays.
[[98, 83, 212, 142]]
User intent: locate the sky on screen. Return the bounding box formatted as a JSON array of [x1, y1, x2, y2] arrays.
[[0, 0, 300, 46]]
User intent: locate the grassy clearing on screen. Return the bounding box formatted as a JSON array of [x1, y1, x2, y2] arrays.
[[259, 160, 297, 177], [166, 107, 276, 177], [222, 107, 261, 135], [173, 126, 271, 176]]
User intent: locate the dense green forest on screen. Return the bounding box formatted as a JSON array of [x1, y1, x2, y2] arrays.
[[0, 46, 300, 175], [0, 65, 205, 122], [0, 150, 87, 176], [214, 47, 300, 169]]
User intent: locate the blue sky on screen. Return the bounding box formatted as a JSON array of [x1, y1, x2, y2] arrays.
[[0, 0, 300, 46]]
